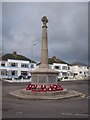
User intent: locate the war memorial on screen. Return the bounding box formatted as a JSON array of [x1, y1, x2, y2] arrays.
[[10, 16, 83, 100], [31, 16, 58, 87]]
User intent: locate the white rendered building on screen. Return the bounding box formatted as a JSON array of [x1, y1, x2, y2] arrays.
[[50, 63, 68, 79], [0, 59, 36, 79], [0, 52, 36, 79], [70, 63, 89, 79], [0, 54, 89, 80]]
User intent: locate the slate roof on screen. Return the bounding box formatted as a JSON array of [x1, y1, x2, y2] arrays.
[[2, 53, 36, 63]]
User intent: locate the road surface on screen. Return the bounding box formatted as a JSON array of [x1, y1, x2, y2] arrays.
[[1, 80, 89, 118]]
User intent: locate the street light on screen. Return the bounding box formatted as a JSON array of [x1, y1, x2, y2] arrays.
[[31, 43, 36, 70]]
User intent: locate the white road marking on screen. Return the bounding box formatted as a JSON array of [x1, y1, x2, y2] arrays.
[[16, 111, 22, 114], [62, 113, 89, 117]]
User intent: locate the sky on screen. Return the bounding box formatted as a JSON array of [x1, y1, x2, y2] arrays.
[[2, 2, 88, 64]]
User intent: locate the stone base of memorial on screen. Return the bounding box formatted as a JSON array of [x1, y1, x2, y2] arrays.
[[31, 68, 58, 87]]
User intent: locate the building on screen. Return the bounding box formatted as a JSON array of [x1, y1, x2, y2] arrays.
[[0, 53, 89, 80], [48, 56, 74, 79], [70, 62, 89, 79], [0, 52, 36, 79]]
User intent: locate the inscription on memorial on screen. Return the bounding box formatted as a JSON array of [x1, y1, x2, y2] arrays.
[[32, 76, 37, 83], [48, 76, 56, 83], [38, 76, 47, 83]]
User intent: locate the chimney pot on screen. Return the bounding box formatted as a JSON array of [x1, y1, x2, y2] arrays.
[[13, 51, 17, 56]]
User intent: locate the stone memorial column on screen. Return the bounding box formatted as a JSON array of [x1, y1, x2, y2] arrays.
[[40, 16, 49, 68]]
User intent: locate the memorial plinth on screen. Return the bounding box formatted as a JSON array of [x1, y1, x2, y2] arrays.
[[31, 16, 58, 87]]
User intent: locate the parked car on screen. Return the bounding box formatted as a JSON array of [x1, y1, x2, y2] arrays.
[[18, 75, 31, 79]]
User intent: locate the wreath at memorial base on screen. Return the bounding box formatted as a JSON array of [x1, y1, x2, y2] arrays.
[[26, 84, 63, 92]]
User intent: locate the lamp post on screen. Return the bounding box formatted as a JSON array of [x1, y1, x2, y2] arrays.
[[31, 43, 36, 70]]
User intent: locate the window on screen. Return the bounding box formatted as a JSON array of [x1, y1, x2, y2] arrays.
[[21, 64, 29, 68], [12, 71, 15, 76], [21, 71, 28, 76], [62, 66, 67, 70], [31, 64, 34, 68], [1, 62, 5, 66], [10, 63, 18, 67], [62, 72, 67, 76], [11, 63, 15, 67], [54, 66, 60, 69], [74, 73, 78, 76], [84, 72, 86, 74], [8, 70, 18, 76], [68, 67, 70, 70], [1, 69, 7, 76], [79, 71, 82, 74], [70, 72, 73, 76]]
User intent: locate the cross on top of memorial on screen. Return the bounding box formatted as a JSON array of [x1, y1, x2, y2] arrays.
[[41, 16, 48, 28]]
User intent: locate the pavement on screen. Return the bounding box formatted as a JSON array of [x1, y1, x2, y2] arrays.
[[1, 80, 89, 118], [2, 79, 31, 83], [1, 77, 88, 83]]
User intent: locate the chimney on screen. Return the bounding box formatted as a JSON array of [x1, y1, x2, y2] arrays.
[[13, 51, 17, 56], [52, 56, 56, 61]]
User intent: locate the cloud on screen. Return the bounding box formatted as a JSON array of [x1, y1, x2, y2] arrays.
[[2, 2, 88, 64]]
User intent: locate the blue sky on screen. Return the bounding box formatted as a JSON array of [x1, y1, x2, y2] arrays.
[[2, 2, 88, 64]]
